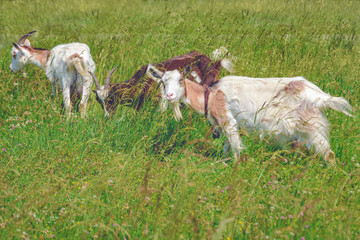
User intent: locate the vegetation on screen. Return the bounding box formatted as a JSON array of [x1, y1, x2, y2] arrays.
[[0, 0, 359, 239]]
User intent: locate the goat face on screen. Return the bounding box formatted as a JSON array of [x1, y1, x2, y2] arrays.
[[92, 88, 111, 117], [89, 67, 118, 117], [10, 44, 31, 73], [147, 65, 185, 102]]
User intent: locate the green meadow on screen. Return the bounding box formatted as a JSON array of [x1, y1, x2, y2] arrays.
[[0, 0, 359, 239]]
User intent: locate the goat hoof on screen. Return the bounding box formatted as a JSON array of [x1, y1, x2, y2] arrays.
[[212, 129, 220, 139], [240, 153, 248, 162], [325, 150, 336, 165]]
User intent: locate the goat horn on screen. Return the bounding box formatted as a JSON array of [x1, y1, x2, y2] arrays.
[[17, 31, 36, 45], [89, 71, 101, 91], [104, 66, 118, 89]]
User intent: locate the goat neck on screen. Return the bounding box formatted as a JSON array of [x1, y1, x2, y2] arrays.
[[23, 45, 50, 70]]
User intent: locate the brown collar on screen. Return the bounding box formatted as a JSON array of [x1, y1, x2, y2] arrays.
[[204, 86, 210, 116]]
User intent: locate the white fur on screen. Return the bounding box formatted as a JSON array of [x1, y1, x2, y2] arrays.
[[191, 71, 202, 83], [46, 43, 95, 118], [211, 46, 235, 73]]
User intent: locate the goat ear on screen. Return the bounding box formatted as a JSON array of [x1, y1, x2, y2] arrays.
[[146, 64, 163, 82], [23, 39, 31, 46]]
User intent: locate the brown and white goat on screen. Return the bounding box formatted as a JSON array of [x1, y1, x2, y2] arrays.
[[10, 31, 95, 119], [147, 66, 353, 162], [89, 48, 233, 119]]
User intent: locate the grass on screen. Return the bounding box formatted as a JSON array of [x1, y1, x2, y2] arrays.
[[0, 0, 359, 239]]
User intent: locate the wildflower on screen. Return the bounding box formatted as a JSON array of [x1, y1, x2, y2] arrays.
[[2, 148, 6, 152], [301, 237, 305, 240], [305, 225, 309, 229], [113, 223, 118, 227], [18, 143, 21, 146], [289, 215, 293, 219], [220, 189, 224, 193], [300, 211, 304, 216], [268, 181, 272, 185], [203, 197, 207, 200], [281, 216, 284, 219], [263, 184, 266, 188], [225, 186, 230, 190]]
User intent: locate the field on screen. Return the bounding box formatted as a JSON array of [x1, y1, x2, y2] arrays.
[[0, 0, 359, 239]]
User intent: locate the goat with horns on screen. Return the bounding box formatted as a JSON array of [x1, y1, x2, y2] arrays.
[[10, 31, 95, 119], [89, 47, 234, 119]]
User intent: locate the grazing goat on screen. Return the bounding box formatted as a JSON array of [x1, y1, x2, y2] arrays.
[[10, 31, 95, 119], [90, 48, 233, 119], [147, 65, 353, 162]]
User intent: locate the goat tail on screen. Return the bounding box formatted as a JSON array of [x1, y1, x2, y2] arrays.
[[73, 57, 88, 77], [220, 58, 234, 73], [67, 54, 88, 77], [324, 96, 353, 117], [211, 46, 235, 73], [301, 80, 353, 117]]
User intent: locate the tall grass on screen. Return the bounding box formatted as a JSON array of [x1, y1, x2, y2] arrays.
[[0, 0, 359, 239]]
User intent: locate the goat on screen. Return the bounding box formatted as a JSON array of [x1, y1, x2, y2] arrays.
[[147, 65, 353, 163], [90, 48, 234, 119], [10, 31, 95, 119]]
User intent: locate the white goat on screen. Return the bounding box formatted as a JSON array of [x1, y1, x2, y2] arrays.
[[10, 31, 95, 118], [147, 66, 353, 162]]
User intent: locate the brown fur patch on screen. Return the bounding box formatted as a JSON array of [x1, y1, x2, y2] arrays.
[[285, 80, 305, 95], [184, 79, 205, 113], [34, 49, 50, 68], [67, 53, 82, 63], [209, 90, 228, 126]]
